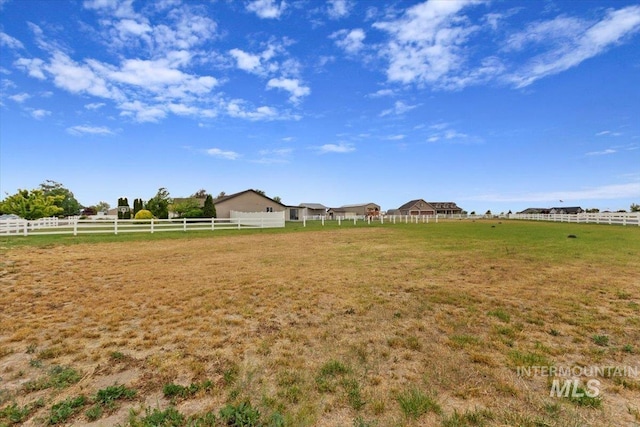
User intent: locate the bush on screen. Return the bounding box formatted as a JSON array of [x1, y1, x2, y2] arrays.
[[134, 210, 153, 220]]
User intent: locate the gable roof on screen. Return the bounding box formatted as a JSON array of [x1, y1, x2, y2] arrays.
[[300, 203, 327, 210], [339, 202, 379, 208], [397, 199, 433, 210], [213, 189, 286, 207]]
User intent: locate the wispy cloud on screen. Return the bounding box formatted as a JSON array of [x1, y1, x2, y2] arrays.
[[205, 148, 240, 160], [379, 100, 419, 117], [505, 5, 640, 88], [8, 93, 30, 103], [470, 182, 640, 202], [29, 108, 51, 119], [85, 102, 105, 110], [67, 125, 115, 136], [585, 148, 616, 156], [252, 148, 292, 164], [0, 31, 24, 49], [596, 130, 622, 137], [317, 142, 355, 154]]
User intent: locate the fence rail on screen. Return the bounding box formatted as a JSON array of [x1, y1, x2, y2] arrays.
[[509, 212, 640, 226], [0, 216, 285, 237]]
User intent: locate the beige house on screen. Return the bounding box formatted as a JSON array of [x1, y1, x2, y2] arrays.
[[214, 189, 286, 219], [395, 199, 436, 216], [328, 203, 380, 219]]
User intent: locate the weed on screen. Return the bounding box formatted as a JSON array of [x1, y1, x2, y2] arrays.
[[508, 350, 551, 368], [162, 380, 212, 400], [441, 407, 494, 426], [622, 344, 633, 353], [48, 395, 86, 425], [129, 406, 185, 427], [548, 329, 561, 337], [25, 344, 37, 354], [592, 335, 609, 346], [487, 308, 510, 323], [109, 351, 126, 361], [567, 386, 602, 408], [85, 404, 103, 421], [316, 360, 350, 393], [24, 365, 81, 391], [396, 388, 441, 419], [0, 399, 44, 424], [343, 378, 365, 410], [219, 401, 261, 426], [96, 384, 137, 407], [353, 415, 377, 427], [449, 335, 481, 348]]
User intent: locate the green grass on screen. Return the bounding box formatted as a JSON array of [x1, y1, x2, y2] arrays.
[[396, 388, 441, 419]]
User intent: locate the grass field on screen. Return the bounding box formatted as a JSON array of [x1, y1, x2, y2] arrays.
[[1, 220, 639, 426]]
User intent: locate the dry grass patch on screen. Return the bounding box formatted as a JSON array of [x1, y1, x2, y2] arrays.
[[0, 221, 639, 426]]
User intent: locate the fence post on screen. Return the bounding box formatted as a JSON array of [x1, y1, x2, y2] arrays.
[[23, 221, 28, 236], [211, 217, 215, 230], [338, 217, 341, 226], [381, 215, 384, 224], [353, 217, 357, 225], [183, 217, 187, 232], [73, 219, 78, 236], [114, 217, 118, 235], [303, 216, 306, 227], [151, 218, 154, 233]]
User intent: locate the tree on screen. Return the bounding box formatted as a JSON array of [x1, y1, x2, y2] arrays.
[[133, 198, 144, 216], [273, 196, 282, 204], [216, 191, 226, 199], [39, 180, 81, 217], [171, 199, 202, 218], [146, 188, 172, 219], [0, 189, 64, 220], [191, 189, 208, 199], [202, 194, 216, 218], [95, 201, 110, 213], [631, 203, 640, 212], [117, 197, 131, 219], [586, 208, 600, 213], [254, 189, 266, 196]]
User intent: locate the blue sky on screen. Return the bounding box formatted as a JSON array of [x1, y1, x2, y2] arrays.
[[1, 0, 639, 214]]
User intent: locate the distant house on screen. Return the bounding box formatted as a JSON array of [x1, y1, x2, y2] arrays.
[[328, 203, 380, 219], [286, 203, 327, 221], [395, 199, 436, 216], [429, 202, 463, 215], [518, 208, 551, 214], [549, 206, 584, 214], [213, 189, 286, 218]]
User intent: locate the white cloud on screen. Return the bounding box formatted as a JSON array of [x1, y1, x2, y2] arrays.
[[9, 93, 30, 103], [229, 48, 263, 73], [205, 148, 240, 160], [266, 77, 310, 103], [119, 100, 167, 122], [506, 5, 640, 88], [368, 89, 394, 98], [67, 125, 115, 136], [327, 0, 351, 19], [253, 148, 293, 164], [386, 134, 405, 140], [585, 148, 617, 156], [373, 0, 483, 87], [596, 130, 622, 137], [30, 109, 51, 119], [317, 142, 355, 153], [45, 52, 119, 99], [379, 100, 419, 117], [470, 182, 640, 202], [0, 32, 24, 49], [14, 58, 46, 80], [331, 28, 365, 54], [85, 102, 106, 110], [246, 0, 286, 19], [226, 99, 286, 121]]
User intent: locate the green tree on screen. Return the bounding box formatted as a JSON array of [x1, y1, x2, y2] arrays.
[[133, 198, 144, 216], [273, 196, 282, 204], [631, 203, 640, 212], [117, 197, 131, 219], [586, 208, 600, 213], [203, 194, 216, 218], [191, 189, 208, 199], [95, 201, 110, 213], [39, 180, 81, 216], [171, 199, 202, 218], [254, 189, 266, 196], [146, 188, 172, 219], [0, 189, 64, 220]]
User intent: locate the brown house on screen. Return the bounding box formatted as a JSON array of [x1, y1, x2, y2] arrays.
[[213, 189, 286, 218], [328, 203, 380, 219], [395, 199, 436, 216]]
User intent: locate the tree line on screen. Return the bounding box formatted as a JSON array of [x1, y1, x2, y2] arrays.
[[0, 182, 223, 220]]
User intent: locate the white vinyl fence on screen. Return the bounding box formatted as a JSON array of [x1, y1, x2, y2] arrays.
[[0, 214, 285, 237], [509, 212, 640, 226]]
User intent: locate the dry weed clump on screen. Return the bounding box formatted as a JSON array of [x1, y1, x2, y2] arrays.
[[0, 223, 639, 426]]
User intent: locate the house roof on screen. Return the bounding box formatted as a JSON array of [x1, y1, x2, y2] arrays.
[[300, 203, 327, 210], [550, 206, 583, 213], [339, 203, 380, 208], [397, 199, 433, 210], [213, 189, 286, 206]]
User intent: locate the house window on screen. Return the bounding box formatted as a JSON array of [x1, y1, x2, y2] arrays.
[[266, 207, 273, 212]]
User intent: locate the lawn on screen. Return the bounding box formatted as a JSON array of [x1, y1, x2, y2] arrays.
[[1, 220, 639, 426]]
